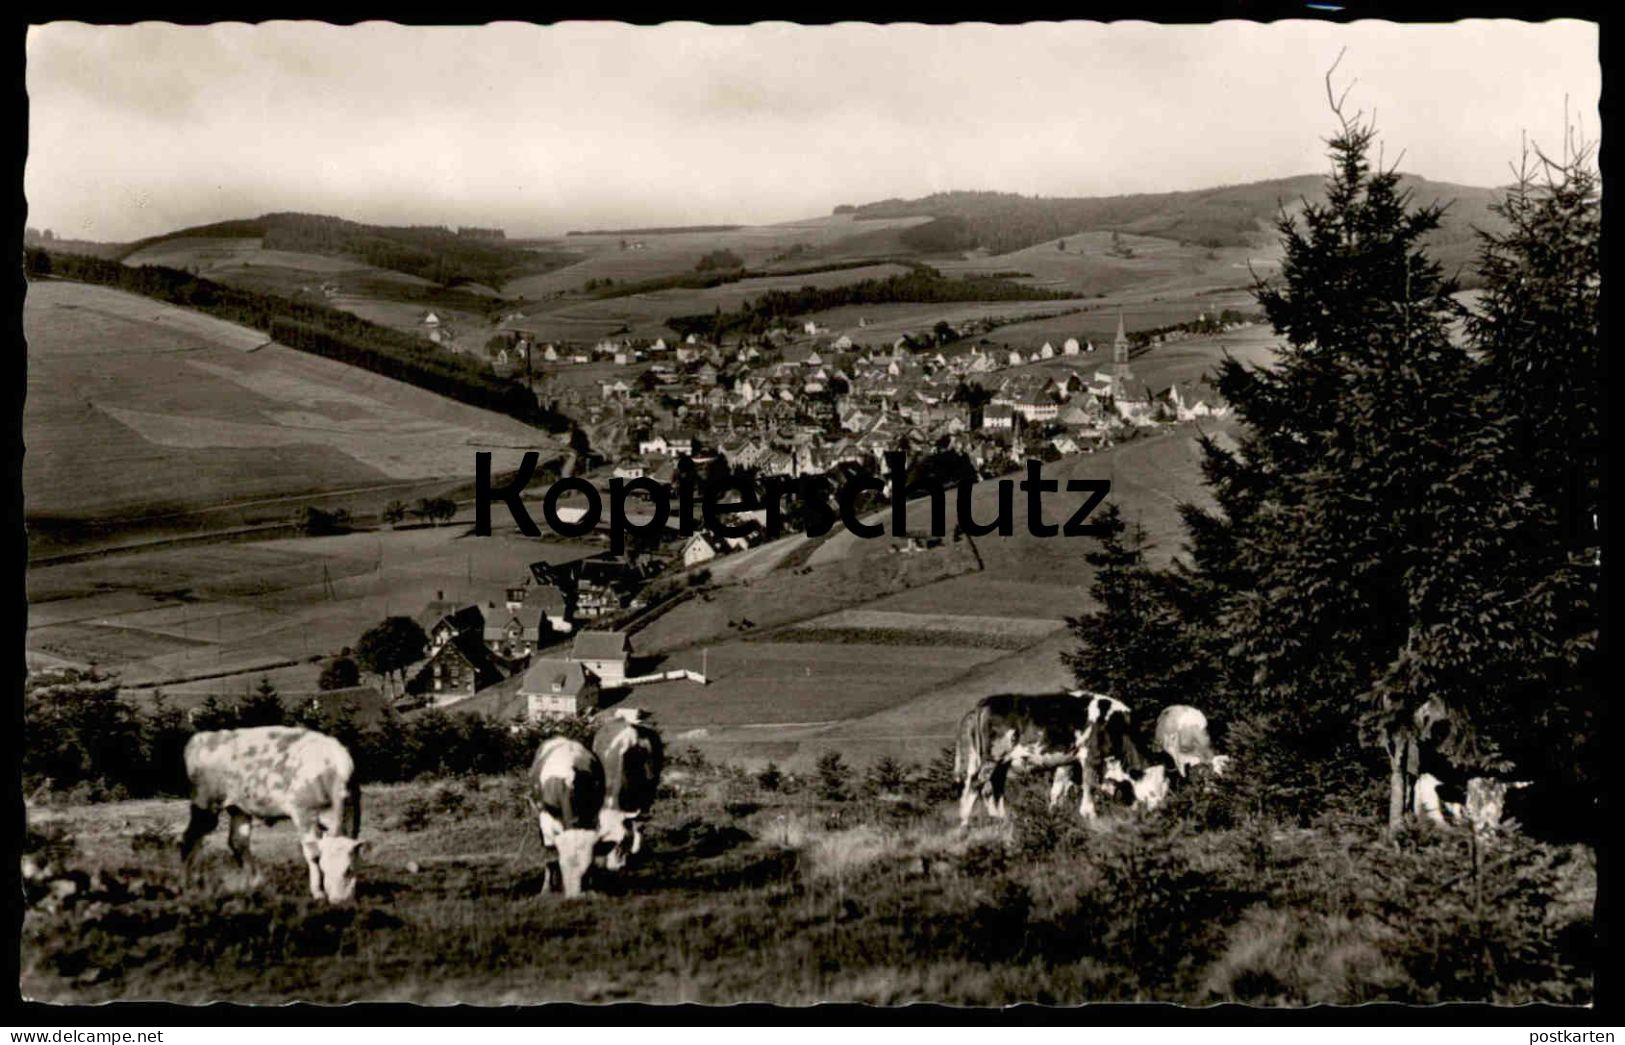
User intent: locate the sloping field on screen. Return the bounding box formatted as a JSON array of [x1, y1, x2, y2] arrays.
[[122, 236, 361, 276], [609, 640, 1008, 733], [501, 214, 934, 300], [786, 608, 1062, 639], [25, 523, 589, 693], [510, 263, 914, 341], [935, 228, 1278, 298], [24, 280, 554, 536]]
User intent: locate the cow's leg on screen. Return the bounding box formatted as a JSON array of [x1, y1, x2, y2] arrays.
[[1413, 774, 1447, 826], [1048, 765, 1076, 808], [537, 809, 564, 893], [987, 762, 1011, 820], [226, 809, 262, 886], [957, 767, 981, 830], [1077, 758, 1100, 822], [295, 816, 325, 900], [179, 803, 219, 885]]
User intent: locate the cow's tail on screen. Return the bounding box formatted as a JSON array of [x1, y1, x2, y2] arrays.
[[340, 774, 362, 838]]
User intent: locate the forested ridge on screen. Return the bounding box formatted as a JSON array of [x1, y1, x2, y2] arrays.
[[26, 249, 571, 433], [116, 212, 574, 288], [838, 174, 1502, 258]]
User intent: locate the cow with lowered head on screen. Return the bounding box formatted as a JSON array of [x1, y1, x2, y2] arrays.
[[956, 690, 1154, 828], [591, 707, 664, 871], [529, 735, 611, 897], [180, 726, 367, 904]]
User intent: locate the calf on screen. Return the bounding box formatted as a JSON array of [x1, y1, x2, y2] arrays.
[[180, 726, 366, 904], [955, 690, 1142, 828], [1101, 749, 1182, 811], [591, 708, 664, 871], [530, 736, 607, 897]]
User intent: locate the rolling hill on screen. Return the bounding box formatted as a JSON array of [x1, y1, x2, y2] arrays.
[[836, 174, 1504, 282]]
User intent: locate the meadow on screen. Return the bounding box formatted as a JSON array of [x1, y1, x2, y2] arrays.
[[23, 280, 555, 555], [26, 524, 591, 697], [501, 215, 935, 300], [19, 758, 1596, 1005]]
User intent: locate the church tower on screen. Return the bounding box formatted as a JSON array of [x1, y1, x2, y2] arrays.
[[1111, 310, 1133, 397]]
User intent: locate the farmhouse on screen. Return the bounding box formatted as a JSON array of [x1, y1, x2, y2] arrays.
[[982, 403, 1015, 431], [418, 596, 484, 651], [519, 658, 600, 719], [1163, 379, 1231, 421], [681, 532, 718, 567], [484, 607, 549, 676], [575, 555, 640, 619], [569, 629, 631, 687], [406, 631, 506, 705]]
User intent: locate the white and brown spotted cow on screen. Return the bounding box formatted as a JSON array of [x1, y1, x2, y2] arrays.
[[529, 736, 608, 897], [955, 690, 1145, 829], [591, 708, 664, 871], [180, 726, 366, 904]]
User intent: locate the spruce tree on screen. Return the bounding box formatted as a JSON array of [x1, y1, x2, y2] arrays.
[[1177, 83, 1558, 824], [1063, 502, 1209, 713]]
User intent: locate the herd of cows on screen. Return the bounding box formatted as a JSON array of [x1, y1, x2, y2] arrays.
[[173, 690, 1525, 906]]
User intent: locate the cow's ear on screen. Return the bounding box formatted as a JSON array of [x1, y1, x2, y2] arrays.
[[351, 839, 371, 856]]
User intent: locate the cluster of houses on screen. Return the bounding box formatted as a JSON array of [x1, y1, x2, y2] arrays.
[[400, 552, 652, 718], [561, 313, 1230, 494]]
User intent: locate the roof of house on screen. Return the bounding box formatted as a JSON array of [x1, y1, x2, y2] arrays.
[[418, 601, 484, 635], [1169, 380, 1227, 408], [571, 630, 631, 662], [1117, 376, 1154, 403], [519, 657, 595, 697]]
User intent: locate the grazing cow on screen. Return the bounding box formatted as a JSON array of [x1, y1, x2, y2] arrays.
[[1415, 772, 1531, 835], [180, 726, 366, 904], [1153, 705, 1229, 778], [529, 736, 607, 897], [955, 690, 1143, 828], [591, 708, 664, 870]]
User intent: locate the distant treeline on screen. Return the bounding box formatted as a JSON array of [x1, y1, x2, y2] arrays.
[[665, 265, 1082, 340], [27, 249, 571, 433], [565, 224, 744, 236], [117, 213, 559, 288], [22, 670, 593, 801], [587, 257, 932, 300]]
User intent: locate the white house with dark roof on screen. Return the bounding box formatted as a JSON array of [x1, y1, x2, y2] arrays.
[[520, 658, 600, 718], [568, 630, 631, 686]]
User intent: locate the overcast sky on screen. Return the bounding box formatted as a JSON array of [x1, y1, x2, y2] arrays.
[[26, 20, 1599, 242]]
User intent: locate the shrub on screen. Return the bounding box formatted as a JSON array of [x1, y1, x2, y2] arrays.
[[755, 762, 783, 792], [815, 752, 850, 802], [864, 755, 906, 796]]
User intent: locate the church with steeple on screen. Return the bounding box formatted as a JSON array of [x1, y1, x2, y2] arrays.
[[1105, 309, 1156, 424], [1110, 310, 1134, 398]]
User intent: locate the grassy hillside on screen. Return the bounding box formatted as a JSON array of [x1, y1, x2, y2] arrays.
[[23, 279, 558, 555], [21, 769, 1595, 1004]]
